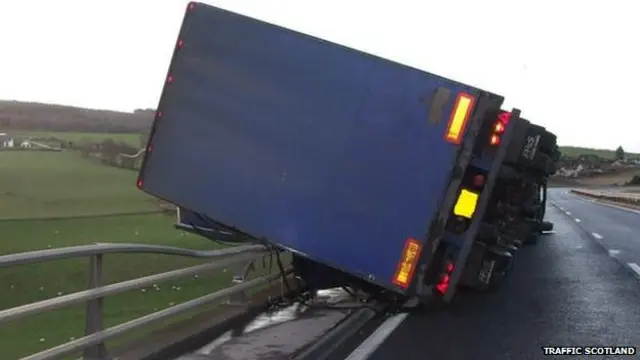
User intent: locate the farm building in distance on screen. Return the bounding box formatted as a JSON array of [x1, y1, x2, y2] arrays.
[[0, 133, 34, 149], [0, 132, 14, 148]]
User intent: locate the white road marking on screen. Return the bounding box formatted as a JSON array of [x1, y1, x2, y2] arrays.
[[566, 211, 572, 216], [628, 263, 640, 277], [609, 249, 620, 257], [592, 233, 603, 239], [344, 313, 408, 360], [574, 218, 581, 223]]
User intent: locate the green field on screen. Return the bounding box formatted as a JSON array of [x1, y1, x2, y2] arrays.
[[0, 151, 157, 219], [9, 131, 141, 147], [559, 146, 640, 159], [0, 149, 259, 359]]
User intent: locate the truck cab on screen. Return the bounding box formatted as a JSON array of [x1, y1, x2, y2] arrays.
[[458, 119, 559, 291]]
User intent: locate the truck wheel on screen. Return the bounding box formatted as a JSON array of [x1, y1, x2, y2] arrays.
[[537, 131, 557, 155], [510, 238, 524, 248], [498, 242, 518, 253], [539, 220, 554, 233]]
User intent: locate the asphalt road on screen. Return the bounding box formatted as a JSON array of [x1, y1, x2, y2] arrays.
[[550, 188, 640, 273], [175, 191, 640, 360], [335, 193, 640, 360]]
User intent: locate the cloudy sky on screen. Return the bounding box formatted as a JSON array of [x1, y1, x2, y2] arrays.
[[1, 0, 638, 151]]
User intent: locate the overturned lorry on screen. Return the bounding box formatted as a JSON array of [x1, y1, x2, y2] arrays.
[[138, 2, 560, 306]]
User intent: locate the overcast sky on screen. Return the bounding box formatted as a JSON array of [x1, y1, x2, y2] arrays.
[[1, 0, 638, 151]]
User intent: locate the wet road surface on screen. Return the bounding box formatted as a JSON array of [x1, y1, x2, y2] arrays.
[[174, 289, 357, 360], [338, 201, 640, 360], [550, 188, 640, 276], [175, 195, 640, 359]]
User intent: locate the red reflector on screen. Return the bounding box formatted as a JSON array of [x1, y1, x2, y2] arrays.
[[490, 134, 500, 146], [187, 2, 196, 11], [498, 111, 511, 124], [156, 110, 163, 118], [473, 174, 485, 187], [177, 39, 184, 49], [446, 262, 455, 273], [435, 263, 454, 295], [436, 283, 448, 294], [136, 179, 143, 188], [167, 75, 173, 84]]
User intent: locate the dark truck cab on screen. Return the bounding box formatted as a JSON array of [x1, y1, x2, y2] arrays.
[[461, 119, 560, 291], [136, 2, 523, 305]]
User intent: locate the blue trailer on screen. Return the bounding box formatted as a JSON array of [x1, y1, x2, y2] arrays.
[[137, 2, 522, 304]]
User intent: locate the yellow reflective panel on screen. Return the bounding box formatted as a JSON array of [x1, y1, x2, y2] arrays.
[[453, 189, 479, 219]]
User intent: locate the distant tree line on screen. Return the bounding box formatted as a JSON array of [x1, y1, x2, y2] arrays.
[[76, 138, 143, 171], [0, 100, 154, 133]]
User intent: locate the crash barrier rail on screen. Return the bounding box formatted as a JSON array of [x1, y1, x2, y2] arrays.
[[0, 243, 290, 360], [570, 189, 640, 206]]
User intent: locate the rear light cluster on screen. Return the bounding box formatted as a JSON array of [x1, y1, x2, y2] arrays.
[[392, 238, 422, 289], [444, 93, 476, 145], [136, 2, 196, 190], [489, 111, 511, 147], [435, 260, 455, 294]]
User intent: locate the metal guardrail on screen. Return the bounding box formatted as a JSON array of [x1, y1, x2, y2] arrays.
[[0, 243, 289, 360]]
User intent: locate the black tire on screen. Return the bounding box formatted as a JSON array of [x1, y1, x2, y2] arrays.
[[539, 220, 554, 232], [537, 131, 557, 155]]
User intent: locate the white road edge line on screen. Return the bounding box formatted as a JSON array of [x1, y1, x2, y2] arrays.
[[570, 193, 640, 215], [592, 232, 603, 239], [344, 313, 408, 360], [574, 218, 581, 223], [566, 211, 572, 215], [608, 249, 620, 257], [628, 263, 640, 277], [596, 201, 640, 215]]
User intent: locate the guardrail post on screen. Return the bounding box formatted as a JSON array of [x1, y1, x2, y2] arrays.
[[226, 260, 256, 305], [83, 253, 108, 360]]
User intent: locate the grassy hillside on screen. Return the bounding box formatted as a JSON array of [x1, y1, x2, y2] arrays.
[[0, 100, 153, 133]]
